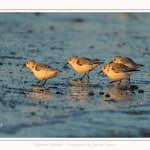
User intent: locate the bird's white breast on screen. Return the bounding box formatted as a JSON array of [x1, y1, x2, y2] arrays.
[[32, 68, 57, 80], [104, 69, 131, 81], [71, 63, 96, 74]]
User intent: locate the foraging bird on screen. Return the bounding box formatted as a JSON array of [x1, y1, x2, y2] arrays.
[[98, 63, 140, 84], [109, 56, 144, 69], [23, 60, 61, 86], [64, 56, 104, 80], [109, 56, 144, 82]]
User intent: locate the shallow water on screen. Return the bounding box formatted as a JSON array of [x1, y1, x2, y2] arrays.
[[0, 13, 150, 137]]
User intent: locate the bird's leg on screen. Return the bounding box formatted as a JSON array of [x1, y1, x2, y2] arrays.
[[80, 74, 86, 80], [42, 79, 47, 86], [87, 70, 91, 80], [87, 73, 90, 80], [37, 80, 41, 85], [128, 76, 130, 83], [118, 80, 122, 85]]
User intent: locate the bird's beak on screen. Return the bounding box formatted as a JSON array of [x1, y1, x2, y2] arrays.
[[64, 62, 69, 66], [98, 70, 103, 74], [109, 61, 113, 64], [22, 64, 26, 68]]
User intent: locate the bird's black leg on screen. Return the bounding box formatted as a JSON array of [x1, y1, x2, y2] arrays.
[[87, 73, 90, 80], [42, 79, 47, 86], [118, 80, 122, 85], [37, 80, 41, 84], [80, 74, 86, 80], [128, 76, 130, 83], [87, 70, 91, 80]]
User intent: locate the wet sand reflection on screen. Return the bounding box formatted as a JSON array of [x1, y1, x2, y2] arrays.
[[26, 85, 54, 100]]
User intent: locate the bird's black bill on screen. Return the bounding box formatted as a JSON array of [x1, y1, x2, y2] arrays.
[[109, 61, 113, 64], [22, 64, 26, 68], [98, 70, 103, 74], [64, 62, 69, 66]]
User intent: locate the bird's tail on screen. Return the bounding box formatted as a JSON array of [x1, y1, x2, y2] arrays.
[[96, 62, 104, 66], [57, 69, 62, 73], [124, 69, 140, 72]]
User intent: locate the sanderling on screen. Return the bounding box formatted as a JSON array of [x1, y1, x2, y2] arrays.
[[109, 56, 144, 69], [22, 60, 61, 86], [98, 63, 140, 84], [109, 56, 144, 82], [64, 56, 104, 80]]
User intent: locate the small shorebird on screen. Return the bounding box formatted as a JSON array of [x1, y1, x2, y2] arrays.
[[109, 56, 144, 69], [23, 60, 61, 86], [98, 63, 140, 84], [109, 56, 144, 82], [65, 56, 104, 80]]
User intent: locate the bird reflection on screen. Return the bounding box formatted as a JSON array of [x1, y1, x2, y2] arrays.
[[26, 85, 54, 100], [68, 78, 89, 86], [100, 83, 137, 109], [103, 83, 135, 102], [67, 79, 90, 102]]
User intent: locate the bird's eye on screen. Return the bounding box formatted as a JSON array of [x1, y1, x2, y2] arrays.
[[114, 59, 116, 61], [27, 61, 29, 64], [69, 58, 71, 61]]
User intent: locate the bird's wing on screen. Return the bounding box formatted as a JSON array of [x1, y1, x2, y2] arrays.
[[77, 57, 102, 66], [35, 64, 57, 71], [111, 63, 137, 73], [121, 57, 136, 65]]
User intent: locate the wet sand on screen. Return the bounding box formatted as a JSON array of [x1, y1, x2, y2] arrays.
[[0, 13, 150, 137]]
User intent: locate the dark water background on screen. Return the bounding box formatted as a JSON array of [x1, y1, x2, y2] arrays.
[[0, 13, 150, 137]]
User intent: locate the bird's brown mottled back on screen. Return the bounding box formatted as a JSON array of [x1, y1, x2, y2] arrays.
[[35, 64, 59, 72], [77, 57, 102, 66]]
